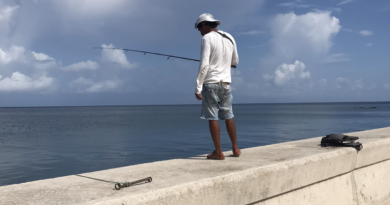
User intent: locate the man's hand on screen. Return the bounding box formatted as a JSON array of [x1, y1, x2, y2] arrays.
[[195, 93, 203, 101]]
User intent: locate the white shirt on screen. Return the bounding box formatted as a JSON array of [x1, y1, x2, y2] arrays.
[[195, 30, 239, 94]]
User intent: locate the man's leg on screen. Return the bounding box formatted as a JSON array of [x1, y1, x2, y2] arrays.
[[209, 120, 222, 153], [225, 118, 239, 150]]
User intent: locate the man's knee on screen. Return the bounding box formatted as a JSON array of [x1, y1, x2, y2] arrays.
[[225, 118, 234, 123]]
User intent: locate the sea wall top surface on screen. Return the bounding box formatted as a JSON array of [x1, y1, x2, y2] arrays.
[[1, 127, 390, 205]]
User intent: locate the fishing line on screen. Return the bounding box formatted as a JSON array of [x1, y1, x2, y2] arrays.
[[93, 47, 236, 68]]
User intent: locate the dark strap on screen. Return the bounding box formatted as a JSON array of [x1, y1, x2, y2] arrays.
[[215, 31, 236, 69], [216, 32, 234, 45]]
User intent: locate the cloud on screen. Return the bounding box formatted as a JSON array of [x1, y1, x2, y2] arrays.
[[0, 45, 25, 64], [338, 0, 355, 5], [59, 0, 127, 17], [384, 84, 390, 90], [0, 72, 54, 92], [323, 53, 351, 63], [359, 30, 373, 36], [336, 77, 350, 88], [62, 61, 99, 72], [69, 77, 122, 93], [0, 46, 58, 69], [263, 60, 310, 87], [0, 4, 19, 32], [277, 2, 312, 8], [101, 44, 137, 69], [343, 29, 374, 38], [31, 51, 57, 69], [237, 30, 264, 36], [31, 51, 54, 61], [336, 77, 364, 90], [269, 11, 341, 62], [329, 7, 342, 12], [366, 43, 373, 47], [318, 78, 327, 85], [343, 28, 354, 32]]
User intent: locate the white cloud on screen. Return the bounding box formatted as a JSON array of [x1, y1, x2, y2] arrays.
[[69, 77, 122, 93], [323, 53, 351, 63], [277, 2, 312, 8], [31, 51, 54, 61], [343, 28, 354, 32], [330, 8, 342, 12], [336, 77, 364, 90], [270, 11, 341, 62], [237, 30, 264, 36], [62, 60, 99, 72], [319, 79, 327, 84], [359, 30, 373, 36], [0, 45, 25, 64], [336, 77, 350, 88], [101, 44, 137, 69], [338, 0, 355, 5], [31, 51, 57, 69], [366, 43, 373, 47], [318, 79, 327, 87], [60, 0, 127, 17], [0, 4, 19, 32], [263, 60, 310, 87], [0, 72, 54, 92], [384, 84, 390, 90], [0, 46, 58, 69]]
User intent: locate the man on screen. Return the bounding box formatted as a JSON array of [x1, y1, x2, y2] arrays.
[[194, 13, 240, 160]]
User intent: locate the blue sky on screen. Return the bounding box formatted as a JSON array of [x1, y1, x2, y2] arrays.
[[0, 0, 389, 107]]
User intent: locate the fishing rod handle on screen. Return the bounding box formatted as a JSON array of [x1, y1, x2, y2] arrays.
[[131, 177, 153, 184], [114, 177, 153, 190]]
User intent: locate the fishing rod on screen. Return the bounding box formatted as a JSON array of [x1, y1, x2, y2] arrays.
[[93, 47, 236, 68]]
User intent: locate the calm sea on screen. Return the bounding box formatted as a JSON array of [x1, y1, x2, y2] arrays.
[[0, 102, 389, 186]]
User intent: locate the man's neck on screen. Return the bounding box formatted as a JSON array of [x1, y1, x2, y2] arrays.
[[204, 28, 218, 36]]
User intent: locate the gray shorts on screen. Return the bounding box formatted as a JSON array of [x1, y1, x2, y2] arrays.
[[200, 84, 234, 120]]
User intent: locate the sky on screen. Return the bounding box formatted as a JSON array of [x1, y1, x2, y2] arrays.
[[0, 0, 389, 107]]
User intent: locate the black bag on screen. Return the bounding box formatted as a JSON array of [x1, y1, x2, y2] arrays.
[[321, 134, 363, 151]]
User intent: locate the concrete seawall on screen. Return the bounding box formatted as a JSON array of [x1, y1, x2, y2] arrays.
[[1, 127, 390, 205]]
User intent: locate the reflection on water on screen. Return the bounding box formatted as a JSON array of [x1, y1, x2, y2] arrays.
[[0, 102, 389, 186]]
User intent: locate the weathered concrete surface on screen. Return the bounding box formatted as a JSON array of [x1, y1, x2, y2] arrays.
[[1, 127, 390, 205], [354, 160, 390, 205], [379, 198, 390, 205], [347, 128, 390, 168], [253, 173, 357, 205]]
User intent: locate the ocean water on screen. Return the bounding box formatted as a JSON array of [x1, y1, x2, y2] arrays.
[[0, 102, 389, 186]]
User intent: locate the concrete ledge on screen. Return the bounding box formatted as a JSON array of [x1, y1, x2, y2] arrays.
[[253, 173, 356, 205], [347, 127, 390, 168], [354, 159, 390, 205], [95, 148, 356, 205], [1, 127, 390, 205]]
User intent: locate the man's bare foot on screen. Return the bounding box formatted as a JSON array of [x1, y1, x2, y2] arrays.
[[207, 150, 225, 160], [232, 148, 241, 157]]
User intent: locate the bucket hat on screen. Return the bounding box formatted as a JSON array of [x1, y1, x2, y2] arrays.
[[195, 13, 221, 29]]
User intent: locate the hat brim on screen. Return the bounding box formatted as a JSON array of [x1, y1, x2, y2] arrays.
[[195, 20, 221, 29]]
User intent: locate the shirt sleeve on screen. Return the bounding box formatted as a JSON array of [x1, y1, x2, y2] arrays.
[[231, 36, 239, 66], [195, 38, 211, 94]]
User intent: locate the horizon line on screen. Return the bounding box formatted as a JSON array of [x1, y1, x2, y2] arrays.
[[1, 101, 390, 109]]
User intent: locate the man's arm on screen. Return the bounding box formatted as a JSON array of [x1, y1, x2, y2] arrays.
[[195, 38, 211, 95], [231, 37, 239, 66]]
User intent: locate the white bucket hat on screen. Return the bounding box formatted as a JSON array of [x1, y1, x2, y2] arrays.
[[194, 13, 221, 29]]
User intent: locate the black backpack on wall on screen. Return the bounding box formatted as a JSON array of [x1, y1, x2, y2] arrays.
[[321, 134, 363, 151]]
